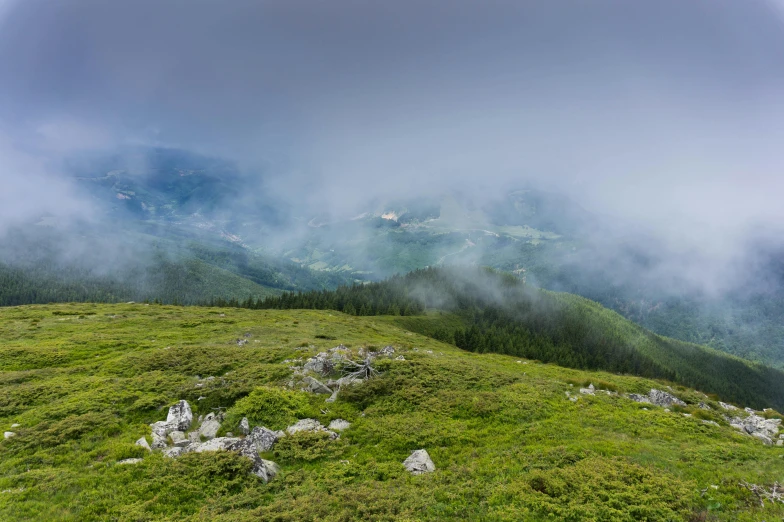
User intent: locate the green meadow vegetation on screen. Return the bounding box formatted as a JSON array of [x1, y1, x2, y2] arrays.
[[1, 303, 783, 520]]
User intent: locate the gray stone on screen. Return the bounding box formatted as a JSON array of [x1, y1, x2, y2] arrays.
[[628, 393, 651, 404], [395, 355, 406, 361], [135, 436, 152, 451], [328, 419, 351, 431], [117, 458, 143, 465], [199, 419, 221, 439], [188, 431, 201, 444], [166, 400, 193, 432], [239, 417, 250, 435], [189, 437, 240, 453], [10, 423, 20, 428], [286, 419, 339, 439], [698, 402, 712, 410], [648, 389, 686, 407], [752, 432, 773, 445], [380, 345, 395, 355], [151, 432, 168, 450], [403, 449, 436, 475], [248, 426, 279, 452], [286, 418, 324, 435], [3, 431, 15, 439], [719, 401, 738, 411], [304, 376, 333, 394], [778, 440, 784, 446], [163, 446, 186, 458]]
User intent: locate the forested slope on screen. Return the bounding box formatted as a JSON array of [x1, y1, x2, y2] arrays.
[[247, 267, 784, 410]]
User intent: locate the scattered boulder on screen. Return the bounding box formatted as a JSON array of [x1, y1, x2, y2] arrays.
[[10, 423, 20, 428], [698, 402, 712, 410], [380, 345, 395, 355], [239, 417, 250, 435], [648, 389, 687, 407], [188, 432, 201, 444], [286, 419, 339, 439], [3, 432, 15, 439], [135, 436, 152, 451], [628, 393, 651, 404], [163, 446, 186, 458], [728, 412, 780, 443], [198, 415, 221, 439], [719, 402, 738, 411], [579, 384, 595, 395], [248, 426, 279, 452], [328, 419, 351, 431], [117, 458, 143, 465], [187, 436, 279, 482], [325, 389, 339, 403], [403, 449, 436, 475], [395, 356, 406, 361]]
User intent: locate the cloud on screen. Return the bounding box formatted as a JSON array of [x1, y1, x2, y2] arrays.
[[1, 0, 784, 290]]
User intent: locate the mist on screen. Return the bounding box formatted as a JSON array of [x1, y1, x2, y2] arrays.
[[1, 0, 784, 299]]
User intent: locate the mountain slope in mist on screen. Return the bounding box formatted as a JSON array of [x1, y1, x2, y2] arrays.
[[9, 146, 784, 369]]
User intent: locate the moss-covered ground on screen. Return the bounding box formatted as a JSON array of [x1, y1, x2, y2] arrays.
[[1, 304, 783, 521]]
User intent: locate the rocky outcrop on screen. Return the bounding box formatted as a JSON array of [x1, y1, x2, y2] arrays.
[[145, 400, 280, 481], [403, 449, 436, 475], [648, 389, 687, 407], [629, 389, 685, 407], [728, 412, 780, 445], [719, 401, 738, 411], [628, 393, 651, 404]]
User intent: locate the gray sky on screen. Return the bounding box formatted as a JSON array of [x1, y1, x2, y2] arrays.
[[1, 0, 783, 249]]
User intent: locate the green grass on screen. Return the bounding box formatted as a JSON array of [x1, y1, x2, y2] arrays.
[[0, 304, 783, 521]]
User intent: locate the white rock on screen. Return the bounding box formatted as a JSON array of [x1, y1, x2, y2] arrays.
[[328, 419, 351, 431], [239, 417, 250, 435], [285, 419, 339, 439], [199, 419, 221, 439], [4, 432, 16, 439], [719, 401, 738, 411], [403, 449, 436, 475], [10, 424, 20, 428], [117, 458, 143, 465], [135, 436, 152, 451], [166, 400, 193, 432], [169, 431, 189, 447]]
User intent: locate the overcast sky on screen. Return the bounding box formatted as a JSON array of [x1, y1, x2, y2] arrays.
[[1, 0, 783, 246]]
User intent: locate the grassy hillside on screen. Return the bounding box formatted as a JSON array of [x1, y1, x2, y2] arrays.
[[1, 304, 783, 520]]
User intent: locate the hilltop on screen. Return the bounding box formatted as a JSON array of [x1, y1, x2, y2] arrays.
[[1, 303, 783, 521]]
